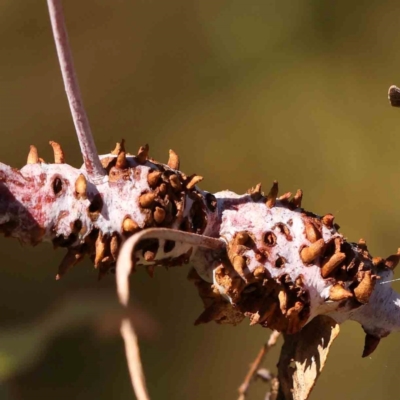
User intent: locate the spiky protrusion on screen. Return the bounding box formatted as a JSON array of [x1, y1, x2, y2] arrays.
[[27, 145, 39, 164], [167, 149, 180, 170], [49, 141, 65, 164], [75, 174, 87, 200]]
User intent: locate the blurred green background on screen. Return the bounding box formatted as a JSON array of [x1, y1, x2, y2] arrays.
[[0, 0, 400, 399]]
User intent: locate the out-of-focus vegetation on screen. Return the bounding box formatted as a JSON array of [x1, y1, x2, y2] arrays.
[[1, 0, 400, 399]]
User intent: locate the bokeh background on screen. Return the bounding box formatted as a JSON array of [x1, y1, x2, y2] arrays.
[[1, 0, 400, 399]]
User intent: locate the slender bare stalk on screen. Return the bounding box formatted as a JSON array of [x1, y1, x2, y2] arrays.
[[237, 331, 281, 400], [120, 318, 150, 400], [116, 228, 226, 306], [46, 0, 106, 183], [116, 228, 226, 399]]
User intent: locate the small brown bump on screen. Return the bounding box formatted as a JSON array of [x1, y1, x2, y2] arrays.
[[115, 151, 128, 169], [321, 252, 346, 278], [253, 266, 266, 280], [27, 145, 39, 164], [122, 217, 139, 233], [167, 149, 180, 170], [384, 248, 400, 270], [362, 333, 381, 357], [186, 175, 203, 190], [358, 238, 367, 249], [291, 189, 303, 208], [158, 183, 167, 197], [110, 234, 120, 261], [232, 255, 247, 279], [266, 180, 279, 208], [264, 231, 277, 246], [111, 139, 125, 155], [49, 141, 65, 164], [278, 288, 288, 315], [354, 270, 376, 304], [300, 238, 326, 264], [75, 174, 88, 200], [328, 284, 353, 301], [144, 251, 156, 261], [169, 174, 182, 191], [235, 231, 249, 246], [154, 207, 166, 224], [321, 214, 335, 229], [139, 192, 156, 208], [94, 233, 107, 268], [137, 144, 149, 164], [304, 220, 322, 243], [147, 170, 162, 188]]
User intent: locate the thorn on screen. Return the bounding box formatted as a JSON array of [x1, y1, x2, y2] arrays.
[[115, 151, 128, 169], [146, 265, 155, 278], [144, 251, 156, 262], [154, 207, 166, 224], [49, 141, 65, 163], [56, 248, 85, 279], [235, 232, 249, 246], [186, 175, 203, 190], [167, 149, 180, 170], [321, 214, 335, 229], [321, 252, 346, 278], [110, 234, 120, 261], [169, 174, 183, 191], [266, 181, 279, 208], [277, 192, 292, 201], [194, 303, 223, 325], [358, 238, 367, 249], [384, 248, 400, 270], [139, 192, 156, 208], [232, 255, 247, 280], [278, 288, 288, 315], [248, 183, 262, 201], [27, 145, 39, 164], [147, 170, 162, 188], [136, 144, 149, 164], [388, 85, 400, 107], [328, 284, 353, 301], [304, 220, 322, 243], [291, 189, 303, 208], [362, 333, 381, 357], [111, 139, 125, 155], [354, 270, 376, 304], [122, 217, 140, 233], [75, 174, 88, 200], [94, 233, 107, 268], [300, 239, 326, 264]]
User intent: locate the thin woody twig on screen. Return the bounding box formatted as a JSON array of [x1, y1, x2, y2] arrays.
[[116, 228, 226, 400], [46, 0, 106, 184], [237, 330, 281, 400], [120, 318, 150, 400]]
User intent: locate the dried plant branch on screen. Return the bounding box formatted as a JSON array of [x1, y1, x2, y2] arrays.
[[120, 318, 151, 400], [46, 0, 106, 183], [237, 330, 281, 400], [116, 228, 225, 399]]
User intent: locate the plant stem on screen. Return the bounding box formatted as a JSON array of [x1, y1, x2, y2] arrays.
[[46, 0, 106, 184]]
